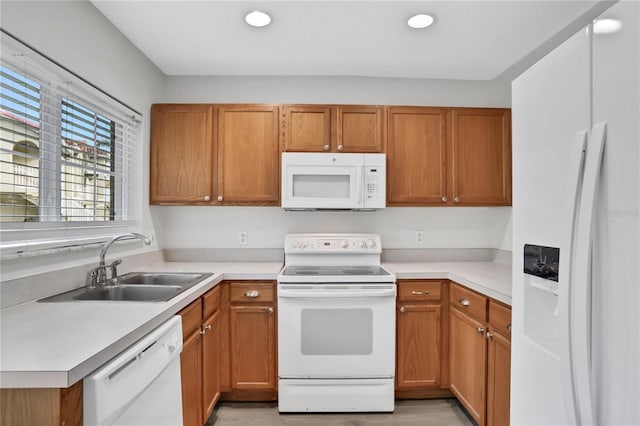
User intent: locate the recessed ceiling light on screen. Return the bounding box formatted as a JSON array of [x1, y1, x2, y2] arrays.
[[245, 10, 271, 28], [408, 13, 436, 29], [593, 18, 622, 34]]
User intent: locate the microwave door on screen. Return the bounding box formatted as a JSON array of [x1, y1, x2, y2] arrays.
[[283, 165, 363, 209]]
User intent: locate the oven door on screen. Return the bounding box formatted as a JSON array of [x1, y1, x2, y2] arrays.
[[277, 283, 396, 378]]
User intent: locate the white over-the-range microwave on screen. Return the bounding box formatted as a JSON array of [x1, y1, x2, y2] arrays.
[[281, 152, 386, 210]]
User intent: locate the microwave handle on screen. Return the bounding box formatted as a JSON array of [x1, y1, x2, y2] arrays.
[[357, 166, 364, 206]]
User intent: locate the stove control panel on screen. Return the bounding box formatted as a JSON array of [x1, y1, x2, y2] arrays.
[[285, 234, 381, 254]]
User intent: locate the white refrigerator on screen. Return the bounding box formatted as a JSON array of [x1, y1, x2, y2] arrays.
[[511, 1, 639, 425]]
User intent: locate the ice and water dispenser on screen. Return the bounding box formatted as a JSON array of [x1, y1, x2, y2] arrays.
[[523, 244, 562, 355]]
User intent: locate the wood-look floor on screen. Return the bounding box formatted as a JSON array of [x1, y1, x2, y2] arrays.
[[208, 399, 475, 426]]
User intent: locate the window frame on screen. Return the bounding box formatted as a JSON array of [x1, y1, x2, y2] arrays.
[[0, 33, 143, 259]]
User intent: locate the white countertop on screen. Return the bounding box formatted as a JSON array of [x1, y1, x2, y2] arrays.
[[1, 260, 511, 389], [383, 261, 512, 305], [0, 262, 283, 389]]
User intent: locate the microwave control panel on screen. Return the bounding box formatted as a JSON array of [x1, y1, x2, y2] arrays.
[[363, 154, 386, 208]]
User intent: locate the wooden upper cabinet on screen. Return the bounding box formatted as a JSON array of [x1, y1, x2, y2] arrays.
[[450, 108, 512, 206], [281, 105, 385, 153], [217, 105, 280, 205], [281, 105, 332, 152], [387, 107, 448, 206], [150, 104, 214, 204], [336, 106, 385, 152]]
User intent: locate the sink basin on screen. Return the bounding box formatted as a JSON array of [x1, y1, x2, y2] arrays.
[[73, 285, 182, 301], [39, 272, 212, 303], [116, 272, 208, 286]]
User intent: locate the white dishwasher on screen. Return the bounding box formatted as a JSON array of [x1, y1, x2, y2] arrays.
[[84, 316, 183, 426]]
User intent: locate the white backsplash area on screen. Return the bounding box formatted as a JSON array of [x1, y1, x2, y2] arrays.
[[151, 206, 513, 251]]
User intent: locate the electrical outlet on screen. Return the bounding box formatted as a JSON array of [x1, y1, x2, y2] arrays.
[[239, 231, 248, 245], [415, 230, 424, 244]]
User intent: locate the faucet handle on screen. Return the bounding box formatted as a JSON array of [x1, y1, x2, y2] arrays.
[[109, 259, 122, 283], [87, 266, 107, 288], [86, 268, 99, 288]]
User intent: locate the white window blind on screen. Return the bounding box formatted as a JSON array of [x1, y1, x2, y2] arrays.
[[0, 33, 142, 257]]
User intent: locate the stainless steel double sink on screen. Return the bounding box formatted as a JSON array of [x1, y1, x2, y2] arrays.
[[39, 272, 212, 303]]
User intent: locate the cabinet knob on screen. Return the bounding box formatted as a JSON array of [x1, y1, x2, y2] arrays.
[[323, 144, 330, 151], [476, 327, 485, 334], [486, 331, 493, 339], [217, 195, 223, 202], [441, 196, 447, 203], [245, 290, 260, 298], [411, 290, 430, 296], [399, 306, 406, 313], [200, 324, 212, 335], [459, 298, 470, 306], [267, 307, 274, 314], [337, 145, 343, 151], [204, 195, 210, 202], [454, 196, 460, 203], [507, 323, 512, 332]]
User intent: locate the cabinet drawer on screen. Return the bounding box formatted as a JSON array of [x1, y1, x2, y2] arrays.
[[203, 285, 222, 318], [489, 300, 512, 339], [230, 282, 275, 303], [450, 283, 487, 321], [398, 280, 442, 302], [178, 298, 203, 339]]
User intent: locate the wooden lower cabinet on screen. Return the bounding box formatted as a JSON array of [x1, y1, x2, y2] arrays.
[[180, 329, 203, 426], [447, 283, 512, 426], [396, 280, 447, 392], [201, 309, 221, 423], [487, 328, 511, 426], [178, 285, 222, 426], [487, 300, 512, 426], [397, 304, 442, 388], [229, 305, 276, 390], [228, 282, 277, 391], [449, 306, 488, 424], [0, 382, 82, 426]]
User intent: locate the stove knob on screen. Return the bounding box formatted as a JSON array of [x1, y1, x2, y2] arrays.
[[342, 241, 349, 249], [366, 240, 376, 249], [299, 241, 308, 250], [359, 240, 366, 248]]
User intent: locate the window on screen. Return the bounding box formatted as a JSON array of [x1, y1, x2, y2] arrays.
[[0, 67, 40, 222], [0, 34, 141, 256]]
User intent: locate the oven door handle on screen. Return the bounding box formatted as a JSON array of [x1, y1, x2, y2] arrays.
[[279, 288, 396, 298]]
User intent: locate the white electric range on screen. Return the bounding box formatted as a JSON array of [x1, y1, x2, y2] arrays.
[[277, 233, 396, 413]]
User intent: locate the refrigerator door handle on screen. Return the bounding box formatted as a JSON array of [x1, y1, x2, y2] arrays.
[[571, 122, 607, 425], [561, 130, 588, 426]]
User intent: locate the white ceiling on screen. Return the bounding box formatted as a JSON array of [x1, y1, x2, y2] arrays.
[[91, 1, 602, 80]]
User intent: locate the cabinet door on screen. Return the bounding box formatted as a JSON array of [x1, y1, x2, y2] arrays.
[[449, 307, 487, 425], [450, 108, 511, 206], [282, 105, 332, 152], [335, 106, 385, 152], [396, 304, 442, 389], [487, 330, 511, 426], [229, 305, 276, 390], [387, 107, 448, 205], [217, 105, 280, 204], [202, 309, 221, 424], [180, 330, 202, 426], [150, 104, 214, 204]]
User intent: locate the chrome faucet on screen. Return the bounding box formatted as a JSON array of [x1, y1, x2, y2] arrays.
[[87, 233, 152, 288]]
